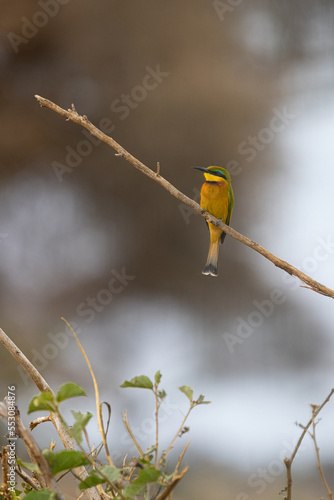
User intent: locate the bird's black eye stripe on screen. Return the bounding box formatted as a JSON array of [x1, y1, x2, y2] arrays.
[[212, 170, 227, 180]]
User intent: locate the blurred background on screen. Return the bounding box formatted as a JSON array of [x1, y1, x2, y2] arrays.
[[1, 1, 334, 498]]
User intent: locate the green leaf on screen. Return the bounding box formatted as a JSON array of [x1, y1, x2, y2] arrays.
[[178, 385, 193, 402], [138, 456, 154, 466], [24, 489, 58, 500], [120, 375, 153, 390], [79, 465, 120, 490], [123, 467, 161, 499], [95, 464, 120, 483], [195, 394, 211, 405], [69, 410, 93, 444], [27, 392, 56, 414], [154, 370, 162, 384], [56, 382, 86, 403], [16, 459, 41, 474], [42, 449, 90, 475], [79, 470, 104, 490]]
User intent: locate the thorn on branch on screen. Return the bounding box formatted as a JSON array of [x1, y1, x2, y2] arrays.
[[156, 162, 160, 176], [178, 426, 190, 437]]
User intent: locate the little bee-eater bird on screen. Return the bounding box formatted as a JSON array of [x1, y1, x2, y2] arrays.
[[193, 166, 234, 277]]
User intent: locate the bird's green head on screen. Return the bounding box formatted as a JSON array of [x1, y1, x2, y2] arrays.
[[193, 166, 232, 184]]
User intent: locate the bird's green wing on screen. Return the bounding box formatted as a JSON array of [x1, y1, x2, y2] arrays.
[[226, 186, 234, 225], [220, 186, 234, 245]]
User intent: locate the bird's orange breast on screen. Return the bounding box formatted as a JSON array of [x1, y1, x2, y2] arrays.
[[200, 180, 230, 222]]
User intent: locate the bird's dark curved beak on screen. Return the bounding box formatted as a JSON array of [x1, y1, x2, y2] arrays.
[[192, 166, 209, 173]]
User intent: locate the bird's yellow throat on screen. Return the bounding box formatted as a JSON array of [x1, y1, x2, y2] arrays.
[[204, 172, 227, 183]]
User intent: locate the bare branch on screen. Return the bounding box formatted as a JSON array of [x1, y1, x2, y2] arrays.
[[155, 466, 188, 500], [154, 383, 159, 469], [163, 406, 192, 460], [174, 441, 191, 477], [1, 446, 9, 495], [309, 405, 333, 500], [61, 317, 115, 468], [35, 94, 334, 300], [0, 401, 65, 497], [15, 465, 40, 491], [0, 328, 51, 393], [122, 410, 144, 456], [0, 327, 70, 448], [283, 388, 334, 500], [0, 327, 100, 500]]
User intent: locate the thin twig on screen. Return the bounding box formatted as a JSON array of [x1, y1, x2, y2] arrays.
[[61, 317, 115, 468], [164, 406, 192, 459], [15, 466, 40, 491], [155, 466, 188, 500], [173, 441, 191, 477], [154, 383, 159, 468], [29, 415, 52, 431], [309, 405, 333, 500], [122, 410, 144, 456], [35, 94, 334, 300], [283, 388, 334, 500]]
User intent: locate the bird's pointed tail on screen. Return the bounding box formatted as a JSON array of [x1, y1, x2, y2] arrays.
[[202, 240, 219, 277]]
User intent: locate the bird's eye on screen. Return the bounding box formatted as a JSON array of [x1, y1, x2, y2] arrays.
[[214, 170, 227, 180]]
